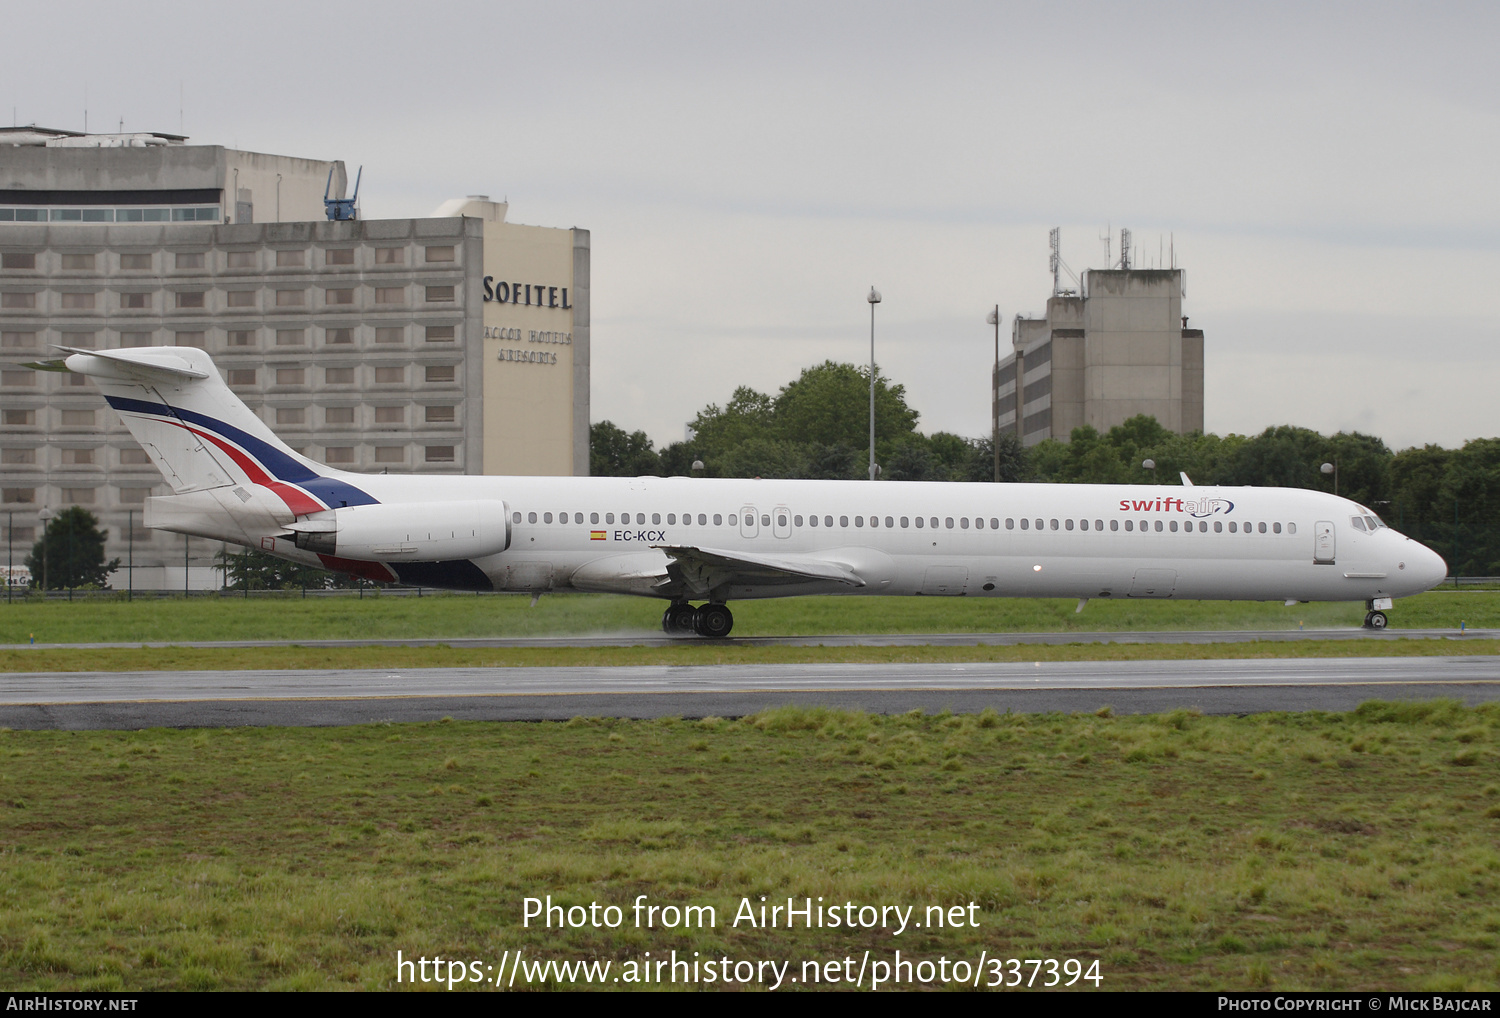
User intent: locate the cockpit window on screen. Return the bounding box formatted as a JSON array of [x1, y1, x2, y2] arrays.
[[1365, 515, 1381, 530], [1349, 516, 1367, 532]]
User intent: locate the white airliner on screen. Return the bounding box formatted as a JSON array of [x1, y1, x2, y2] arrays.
[[56, 346, 1447, 636]]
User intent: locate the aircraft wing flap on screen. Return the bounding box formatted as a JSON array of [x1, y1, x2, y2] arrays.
[[654, 544, 865, 599]]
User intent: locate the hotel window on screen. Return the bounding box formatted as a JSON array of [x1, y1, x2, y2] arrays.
[[276, 368, 305, 385], [2, 488, 36, 504], [275, 250, 305, 267], [375, 366, 404, 384], [374, 406, 404, 424], [119, 448, 150, 466], [276, 408, 306, 425], [1, 253, 36, 269], [60, 448, 94, 465], [425, 445, 455, 462], [325, 248, 354, 266], [176, 291, 205, 309], [374, 446, 404, 463], [175, 252, 205, 269], [121, 292, 151, 309], [325, 367, 354, 384], [227, 369, 257, 386], [2, 410, 36, 426], [62, 410, 96, 426], [226, 251, 256, 269], [425, 246, 455, 262], [324, 447, 354, 464], [375, 287, 404, 304], [61, 253, 95, 270], [227, 290, 256, 307], [119, 332, 151, 347], [65, 372, 89, 387], [425, 325, 455, 343], [61, 487, 95, 503], [275, 289, 305, 307], [424, 365, 455, 383], [424, 285, 455, 302], [325, 328, 353, 345], [375, 247, 405, 264], [1, 332, 37, 349], [2, 293, 37, 308], [276, 329, 306, 346], [60, 333, 95, 348], [174, 332, 206, 348], [2, 370, 36, 386], [1, 449, 35, 464], [119, 253, 152, 271], [425, 405, 455, 423], [326, 288, 355, 305], [228, 330, 256, 347], [60, 292, 97, 310], [375, 327, 404, 343], [325, 406, 355, 424], [118, 487, 151, 504]]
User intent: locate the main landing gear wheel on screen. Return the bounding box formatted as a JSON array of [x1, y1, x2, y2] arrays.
[[661, 602, 698, 636], [1364, 610, 1388, 630], [693, 603, 734, 638]]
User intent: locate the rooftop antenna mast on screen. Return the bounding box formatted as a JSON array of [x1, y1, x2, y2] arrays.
[[1118, 227, 1132, 270], [1049, 227, 1079, 296]]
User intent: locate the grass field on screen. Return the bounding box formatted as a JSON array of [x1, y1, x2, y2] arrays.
[[3, 590, 1498, 646], [1, 702, 1497, 991]]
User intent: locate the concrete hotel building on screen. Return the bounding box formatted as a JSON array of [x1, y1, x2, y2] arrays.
[[1, 127, 588, 588], [993, 268, 1203, 448]]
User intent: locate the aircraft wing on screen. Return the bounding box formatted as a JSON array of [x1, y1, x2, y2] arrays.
[[653, 544, 866, 600]]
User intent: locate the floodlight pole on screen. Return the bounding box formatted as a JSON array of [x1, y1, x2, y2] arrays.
[[868, 291, 876, 479]]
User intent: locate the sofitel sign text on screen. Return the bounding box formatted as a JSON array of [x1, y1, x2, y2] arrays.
[[483, 277, 570, 309]]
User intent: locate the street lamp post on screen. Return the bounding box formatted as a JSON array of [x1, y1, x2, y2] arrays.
[[987, 307, 1001, 481], [1321, 461, 1338, 496], [38, 506, 53, 596], [867, 286, 882, 481]]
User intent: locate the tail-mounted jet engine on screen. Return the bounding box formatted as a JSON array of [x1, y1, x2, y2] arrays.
[[285, 499, 510, 562]]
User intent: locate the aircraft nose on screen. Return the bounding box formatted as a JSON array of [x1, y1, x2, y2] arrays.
[[1408, 542, 1447, 591]]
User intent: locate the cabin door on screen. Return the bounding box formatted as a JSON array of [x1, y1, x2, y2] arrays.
[[1313, 521, 1336, 564], [773, 506, 792, 539], [739, 506, 759, 539]]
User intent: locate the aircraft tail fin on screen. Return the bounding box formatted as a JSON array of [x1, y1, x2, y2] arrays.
[[64, 346, 379, 514]]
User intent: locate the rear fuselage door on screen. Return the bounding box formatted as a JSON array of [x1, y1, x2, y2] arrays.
[[739, 506, 759, 539], [773, 506, 791, 539], [1314, 521, 1336, 564]]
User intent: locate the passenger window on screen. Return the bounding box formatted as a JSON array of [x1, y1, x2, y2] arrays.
[[991, 519, 999, 529], [698, 514, 707, 525], [840, 516, 849, 527], [1228, 521, 1237, 533], [543, 512, 552, 523], [1035, 519, 1043, 531], [1138, 520, 1147, 531], [636, 513, 645, 525], [713, 514, 722, 525], [901, 517, 910, 528], [1006, 519, 1015, 530], [855, 516, 864, 528], [1109, 520, 1118, 531], [1258, 522, 1267, 534], [1154, 520, 1163, 532], [576, 513, 585, 524], [931, 518, 940, 529], [1169, 520, 1177, 532], [606, 513, 615, 524], [1049, 519, 1057, 530], [809, 515, 819, 527], [1020, 518, 1029, 530], [591, 512, 599, 524], [652, 513, 661, 525], [667, 514, 675, 525], [1095, 519, 1103, 530], [916, 517, 925, 528], [960, 518, 969, 529], [974, 518, 984, 530], [1288, 523, 1297, 534], [824, 516, 833, 527], [1214, 521, 1222, 532], [761, 515, 769, 527], [528, 512, 537, 523], [885, 516, 894, 528], [1065, 519, 1074, 531], [1273, 522, 1281, 534], [794, 515, 802, 527], [513, 512, 522, 524], [1078, 519, 1086, 531], [728, 514, 737, 526], [1125, 520, 1133, 532], [777, 514, 787, 527], [946, 518, 955, 529]]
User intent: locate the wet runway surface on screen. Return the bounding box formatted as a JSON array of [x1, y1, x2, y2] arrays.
[[2, 655, 1496, 729]]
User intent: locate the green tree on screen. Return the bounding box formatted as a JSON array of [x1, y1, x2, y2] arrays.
[[1434, 437, 1500, 576], [217, 548, 361, 590], [714, 437, 811, 479], [590, 421, 662, 477], [772, 361, 920, 455], [1389, 444, 1451, 541], [990, 432, 1028, 483], [688, 386, 775, 465], [24, 506, 119, 590]]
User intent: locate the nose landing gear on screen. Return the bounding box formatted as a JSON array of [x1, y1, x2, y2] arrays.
[[661, 601, 735, 638], [1363, 598, 1390, 630]]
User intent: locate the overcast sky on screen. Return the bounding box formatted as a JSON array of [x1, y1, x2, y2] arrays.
[[8, 1, 1498, 452]]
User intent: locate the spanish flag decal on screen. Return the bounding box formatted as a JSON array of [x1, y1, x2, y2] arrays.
[[590, 530, 606, 541]]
